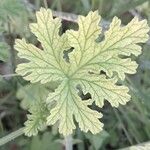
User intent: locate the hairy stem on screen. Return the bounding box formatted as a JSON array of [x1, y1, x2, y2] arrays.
[[65, 135, 73, 150], [43, 0, 48, 9], [0, 127, 24, 146]]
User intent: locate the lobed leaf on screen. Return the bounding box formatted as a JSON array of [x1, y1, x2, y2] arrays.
[[15, 8, 149, 136]]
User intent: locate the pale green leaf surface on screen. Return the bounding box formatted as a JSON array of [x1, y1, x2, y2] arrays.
[[15, 39, 65, 83], [47, 80, 103, 136], [66, 11, 102, 72], [67, 16, 149, 80], [15, 8, 69, 84], [73, 74, 130, 107], [97, 57, 138, 80], [15, 8, 149, 136]]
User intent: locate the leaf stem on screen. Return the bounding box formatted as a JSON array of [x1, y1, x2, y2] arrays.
[[77, 128, 84, 150], [0, 127, 24, 146], [65, 135, 73, 150], [43, 0, 48, 9]]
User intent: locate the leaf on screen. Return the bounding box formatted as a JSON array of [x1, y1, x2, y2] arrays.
[[15, 8, 149, 136], [17, 83, 49, 110], [0, 42, 9, 62], [22, 82, 60, 136], [20, 84, 50, 136], [24, 99, 49, 137], [15, 8, 69, 83], [30, 132, 61, 150], [46, 80, 103, 136], [67, 16, 149, 80], [74, 74, 130, 107]]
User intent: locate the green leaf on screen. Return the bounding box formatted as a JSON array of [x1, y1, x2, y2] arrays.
[[0, 42, 9, 62], [30, 132, 61, 150], [19, 84, 50, 136], [17, 83, 49, 110], [22, 81, 60, 136], [15, 8, 149, 136], [24, 98, 49, 137]]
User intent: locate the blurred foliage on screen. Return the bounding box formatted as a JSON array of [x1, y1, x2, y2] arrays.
[[16, 83, 49, 110], [0, 0, 26, 21], [0, 42, 9, 62], [85, 131, 109, 150], [28, 132, 61, 150], [109, 0, 148, 17], [0, 0, 150, 150]]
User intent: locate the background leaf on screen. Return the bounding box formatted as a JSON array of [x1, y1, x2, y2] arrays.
[[29, 132, 61, 150]]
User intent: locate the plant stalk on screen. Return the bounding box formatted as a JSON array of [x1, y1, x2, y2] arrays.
[[43, 0, 48, 9], [0, 127, 24, 146], [65, 135, 73, 150]]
